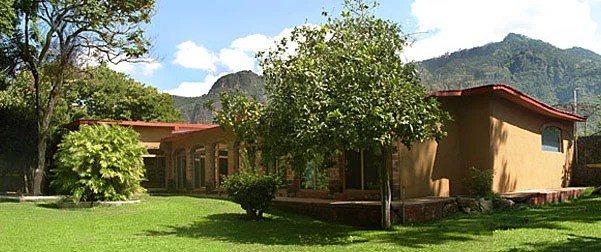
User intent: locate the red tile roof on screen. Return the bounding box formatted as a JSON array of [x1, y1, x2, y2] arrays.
[[430, 84, 586, 122], [66, 119, 217, 131]]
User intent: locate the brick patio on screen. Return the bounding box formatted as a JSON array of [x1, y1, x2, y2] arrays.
[[271, 187, 587, 228]]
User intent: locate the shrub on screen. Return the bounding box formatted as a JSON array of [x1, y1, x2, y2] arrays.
[[52, 124, 147, 202], [463, 167, 494, 198], [222, 169, 282, 219]]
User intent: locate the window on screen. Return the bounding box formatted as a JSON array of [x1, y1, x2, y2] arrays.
[[215, 143, 228, 185], [266, 158, 286, 179], [345, 150, 381, 190], [542, 127, 561, 152], [175, 150, 186, 189], [142, 151, 165, 188], [192, 146, 206, 189], [301, 160, 329, 190]]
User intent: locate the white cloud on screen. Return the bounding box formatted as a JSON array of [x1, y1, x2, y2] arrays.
[[230, 33, 272, 52], [168, 25, 316, 97], [141, 61, 162, 76], [172, 41, 218, 71], [218, 48, 256, 72], [405, 0, 601, 61], [164, 73, 227, 97], [172, 26, 308, 74]]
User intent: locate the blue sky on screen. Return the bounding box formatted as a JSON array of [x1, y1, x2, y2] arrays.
[[112, 0, 601, 97]]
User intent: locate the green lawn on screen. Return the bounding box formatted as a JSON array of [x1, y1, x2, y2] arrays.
[[1, 194, 600, 252]]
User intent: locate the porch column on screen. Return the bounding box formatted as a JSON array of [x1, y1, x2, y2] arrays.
[[391, 144, 401, 200], [329, 154, 343, 194], [185, 147, 192, 191], [207, 143, 216, 191]]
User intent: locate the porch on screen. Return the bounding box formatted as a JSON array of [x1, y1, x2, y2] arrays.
[[271, 187, 587, 228]]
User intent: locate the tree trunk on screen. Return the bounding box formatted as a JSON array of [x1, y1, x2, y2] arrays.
[[32, 68, 64, 195], [32, 137, 46, 195], [380, 153, 391, 230]]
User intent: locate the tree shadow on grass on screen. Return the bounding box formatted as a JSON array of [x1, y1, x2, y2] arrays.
[[144, 211, 364, 246], [147, 196, 601, 248], [505, 234, 601, 252], [374, 197, 601, 249]]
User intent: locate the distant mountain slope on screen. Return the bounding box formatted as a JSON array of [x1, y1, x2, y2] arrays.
[[171, 70, 266, 123], [171, 34, 601, 132], [418, 33, 601, 106]]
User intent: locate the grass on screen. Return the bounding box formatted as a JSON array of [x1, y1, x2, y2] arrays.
[[1, 194, 601, 252]]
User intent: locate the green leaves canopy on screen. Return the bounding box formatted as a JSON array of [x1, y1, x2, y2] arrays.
[[259, 0, 450, 164], [64, 65, 183, 123]]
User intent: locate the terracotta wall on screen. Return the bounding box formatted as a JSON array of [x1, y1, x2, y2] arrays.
[[490, 95, 574, 192], [399, 95, 491, 198], [132, 126, 174, 149]]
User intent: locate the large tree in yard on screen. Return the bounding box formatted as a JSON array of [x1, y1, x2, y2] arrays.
[[259, 0, 449, 229], [2, 0, 154, 195]]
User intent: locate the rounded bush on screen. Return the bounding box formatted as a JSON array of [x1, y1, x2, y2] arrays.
[[52, 124, 147, 202], [222, 169, 282, 219]]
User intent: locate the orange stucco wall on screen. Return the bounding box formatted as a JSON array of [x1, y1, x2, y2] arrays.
[[399, 95, 491, 198], [399, 94, 576, 198], [490, 95, 574, 192], [132, 126, 174, 149]]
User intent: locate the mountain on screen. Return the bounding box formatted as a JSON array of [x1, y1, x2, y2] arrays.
[[418, 33, 601, 106], [171, 70, 266, 123], [172, 34, 601, 133]]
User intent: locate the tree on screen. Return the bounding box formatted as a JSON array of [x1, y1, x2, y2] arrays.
[[63, 65, 182, 123], [52, 124, 147, 202], [258, 0, 449, 229], [213, 92, 262, 166], [1, 64, 181, 193], [2, 0, 154, 195]]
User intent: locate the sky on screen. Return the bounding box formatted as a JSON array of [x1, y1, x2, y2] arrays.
[[111, 0, 601, 97]]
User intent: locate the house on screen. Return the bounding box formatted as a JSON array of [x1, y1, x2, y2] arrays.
[[399, 84, 585, 198], [70, 84, 585, 200], [65, 119, 217, 190]]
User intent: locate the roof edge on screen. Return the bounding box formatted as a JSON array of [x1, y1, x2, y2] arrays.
[[66, 119, 218, 129], [430, 84, 586, 122]]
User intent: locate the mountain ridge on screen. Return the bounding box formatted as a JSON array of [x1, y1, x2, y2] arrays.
[[172, 33, 601, 130]]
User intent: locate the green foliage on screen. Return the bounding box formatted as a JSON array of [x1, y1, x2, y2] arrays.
[[258, 0, 450, 229], [258, 0, 449, 166], [52, 124, 147, 202], [213, 92, 263, 166], [221, 169, 282, 219], [0, 0, 14, 35], [462, 167, 495, 198], [1, 0, 155, 194], [214, 92, 262, 144], [64, 65, 183, 123]]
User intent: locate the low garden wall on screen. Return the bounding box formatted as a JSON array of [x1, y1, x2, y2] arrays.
[[572, 136, 601, 186]]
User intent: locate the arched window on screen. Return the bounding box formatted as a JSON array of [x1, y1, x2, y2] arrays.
[[541, 127, 561, 152]]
